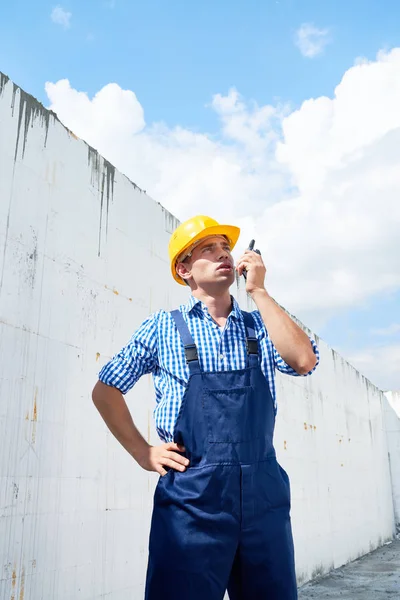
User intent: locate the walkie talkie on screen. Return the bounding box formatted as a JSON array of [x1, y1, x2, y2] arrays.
[[243, 239, 260, 280]]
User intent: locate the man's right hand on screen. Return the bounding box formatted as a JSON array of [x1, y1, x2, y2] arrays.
[[92, 382, 190, 477], [138, 442, 190, 477]]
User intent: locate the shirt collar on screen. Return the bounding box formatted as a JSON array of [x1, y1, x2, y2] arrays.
[[183, 295, 242, 320]]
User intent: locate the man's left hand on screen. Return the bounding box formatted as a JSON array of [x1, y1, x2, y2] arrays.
[[236, 249, 266, 295]]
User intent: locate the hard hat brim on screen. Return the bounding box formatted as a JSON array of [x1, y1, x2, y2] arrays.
[[172, 224, 241, 285]]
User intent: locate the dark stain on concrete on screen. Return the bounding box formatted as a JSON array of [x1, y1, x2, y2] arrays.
[[101, 159, 115, 238], [0, 72, 9, 96], [26, 229, 38, 288], [13, 483, 19, 500], [88, 146, 115, 257], [88, 145, 101, 187], [162, 207, 180, 234], [11, 84, 57, 162]]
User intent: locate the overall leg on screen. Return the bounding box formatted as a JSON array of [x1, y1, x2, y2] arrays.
[[227, 510, 297, 600], [227, 462, 298, 600], [145, 466, 240, 600]]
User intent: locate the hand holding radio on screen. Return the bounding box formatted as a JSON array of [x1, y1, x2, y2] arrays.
[[236, 239, 265, 294]]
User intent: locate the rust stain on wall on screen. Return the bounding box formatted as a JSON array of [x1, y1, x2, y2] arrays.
[[33, 388, 38, 422], [104, 285, 119, 295], [96, 352, 101, 361], [304, 423, 317, 432], [67, 128, 79, 140], [104, 284, 132, 300], [19, 566, 25, 600], [31, 388, 38, 444], [284, 440, 287, 450]]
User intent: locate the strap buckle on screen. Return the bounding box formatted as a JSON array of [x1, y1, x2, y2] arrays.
[[184, 343, 199, 362], [246, 337, 258, 355]]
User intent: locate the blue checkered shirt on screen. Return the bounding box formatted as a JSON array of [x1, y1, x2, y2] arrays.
[[98, 296, 319, 442]]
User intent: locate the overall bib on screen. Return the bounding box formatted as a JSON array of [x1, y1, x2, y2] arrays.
[[145, 310, 297, 600]]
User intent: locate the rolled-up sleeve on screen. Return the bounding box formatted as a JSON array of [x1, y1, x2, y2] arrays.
[[274, 338, 320, 377], [98, 313, 158, 395]]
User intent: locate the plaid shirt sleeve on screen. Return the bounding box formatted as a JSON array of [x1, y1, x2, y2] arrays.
[[98, 313, 159, 395], [252, 310, 320, 377], [273, 338, 320, 376]]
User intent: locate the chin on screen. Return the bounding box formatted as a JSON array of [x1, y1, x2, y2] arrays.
[[215, 273, 235, 286]]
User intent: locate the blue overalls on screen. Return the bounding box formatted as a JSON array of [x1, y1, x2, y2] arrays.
[[145, 310, 297, 600]]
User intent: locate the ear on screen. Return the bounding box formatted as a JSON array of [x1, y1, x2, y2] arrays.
[[176, 261, 192, 283]]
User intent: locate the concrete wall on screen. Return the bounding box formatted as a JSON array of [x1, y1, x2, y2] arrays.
[[0, 73, 397, 599], [386, 390, 400, 418], [384, 392, 400, 530]]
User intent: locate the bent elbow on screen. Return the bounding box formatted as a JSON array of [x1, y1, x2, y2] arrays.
[[92, 380, 104, 406], [296, 355, 318, 375]]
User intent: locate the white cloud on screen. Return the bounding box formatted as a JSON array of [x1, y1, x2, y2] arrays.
[[45, 48, 400, 342], [344, 344, 400, 391], [295, 23, 330, 58], [371, 323, 400, 336], [51, 6, 71, 29]]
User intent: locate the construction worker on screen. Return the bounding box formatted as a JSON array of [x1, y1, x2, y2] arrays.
[[92, 215, 319, 600]]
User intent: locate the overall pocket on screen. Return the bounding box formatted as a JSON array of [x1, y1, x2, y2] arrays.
[[203, 386, 260, 443]]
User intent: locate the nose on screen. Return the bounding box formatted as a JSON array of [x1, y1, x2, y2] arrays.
[[218, 246, 230, 260]]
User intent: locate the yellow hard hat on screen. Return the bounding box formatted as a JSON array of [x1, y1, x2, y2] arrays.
[[169, 215, 240, 285]]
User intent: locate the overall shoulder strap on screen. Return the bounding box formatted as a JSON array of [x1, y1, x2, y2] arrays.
[[241, 310, 259, 366], [170, 310, 201, 374]]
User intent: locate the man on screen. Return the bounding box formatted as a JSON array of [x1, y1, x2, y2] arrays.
[[92, 215, 319, 600]]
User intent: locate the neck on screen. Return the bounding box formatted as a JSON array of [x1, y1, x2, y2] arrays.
[[191, 288, 233, 321]]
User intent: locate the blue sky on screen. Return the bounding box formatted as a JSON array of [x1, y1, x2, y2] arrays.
[[1, 0, 400, 390], [2, 0, 400, 129]]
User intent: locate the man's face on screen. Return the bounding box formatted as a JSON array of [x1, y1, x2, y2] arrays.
[[177, 236, 235, 289]]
